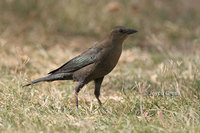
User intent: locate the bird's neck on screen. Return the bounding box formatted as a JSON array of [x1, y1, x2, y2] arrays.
[[105, 37, 124, 48]]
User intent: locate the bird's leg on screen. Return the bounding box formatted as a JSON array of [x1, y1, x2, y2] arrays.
[[75, 82, 84, 108], [94, 77, 104, 105]]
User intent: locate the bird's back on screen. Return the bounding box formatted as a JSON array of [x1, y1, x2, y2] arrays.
[[48, 44, 102, 75]]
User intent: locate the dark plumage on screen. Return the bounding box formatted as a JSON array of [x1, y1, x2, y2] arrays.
[[23, 26, 138, 108]]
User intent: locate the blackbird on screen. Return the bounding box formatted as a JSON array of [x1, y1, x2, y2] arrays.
[[23, 26, 138, 108]]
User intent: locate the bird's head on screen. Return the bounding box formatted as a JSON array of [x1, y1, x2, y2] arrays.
[[109, 26, 138, 43]]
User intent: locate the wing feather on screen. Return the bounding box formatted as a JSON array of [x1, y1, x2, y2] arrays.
[[48, 46, 101, 74]]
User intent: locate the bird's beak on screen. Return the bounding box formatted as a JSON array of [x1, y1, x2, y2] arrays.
[[126, 29, 138, 34]]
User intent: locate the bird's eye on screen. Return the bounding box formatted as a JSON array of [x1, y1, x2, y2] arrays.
[[119, 29, 124, 33]]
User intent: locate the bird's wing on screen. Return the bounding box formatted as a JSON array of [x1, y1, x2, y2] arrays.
[[48, 46, 102, 74]]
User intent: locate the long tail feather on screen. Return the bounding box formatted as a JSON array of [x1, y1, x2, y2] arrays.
[[23, 73, 72, 87]]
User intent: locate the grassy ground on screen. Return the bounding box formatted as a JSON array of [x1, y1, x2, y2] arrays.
[[0, 0, 200, 132]]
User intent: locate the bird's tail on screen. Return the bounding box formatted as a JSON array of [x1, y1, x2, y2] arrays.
[[23, 73, 72, 87]]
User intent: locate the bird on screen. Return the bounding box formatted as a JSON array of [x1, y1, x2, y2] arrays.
[[23, 26, 138, 108]]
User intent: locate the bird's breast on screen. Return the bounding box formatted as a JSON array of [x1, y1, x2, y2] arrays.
[[95, 45, 122, 75]]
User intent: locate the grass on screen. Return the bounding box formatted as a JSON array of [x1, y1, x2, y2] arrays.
[[0, 0, 200, 132]]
